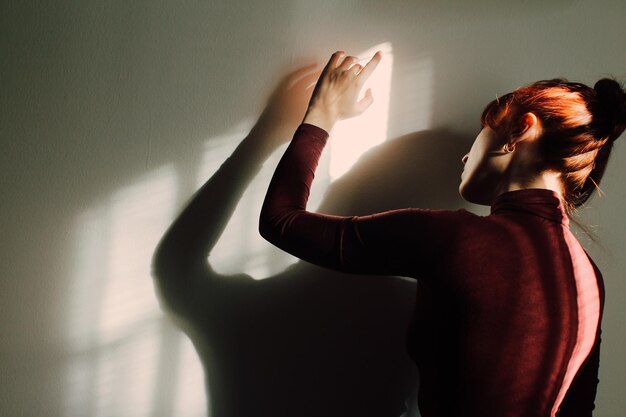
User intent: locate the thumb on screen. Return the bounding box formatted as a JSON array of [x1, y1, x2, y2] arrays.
[[355, 88, 374, 115]]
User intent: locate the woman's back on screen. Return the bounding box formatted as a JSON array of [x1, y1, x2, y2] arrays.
[[406, 188, 603, 416]]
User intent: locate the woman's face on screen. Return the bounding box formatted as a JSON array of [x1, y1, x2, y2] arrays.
[[459, 126, 509, 205]]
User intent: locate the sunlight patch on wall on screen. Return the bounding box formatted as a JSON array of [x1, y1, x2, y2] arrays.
[[173, 337, 209, 417], [92, 322, 161, 417], [65, 165, 183, 416], [388, 55, 434, 139], [329, 42, 393, 181], [66, 205, 110, 353], [98, 166, 177, 343]]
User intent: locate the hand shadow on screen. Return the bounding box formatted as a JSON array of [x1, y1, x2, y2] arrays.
[[152, 64, 471, 417]]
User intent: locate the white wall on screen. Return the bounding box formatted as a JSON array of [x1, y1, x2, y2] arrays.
[[2, 0, 625, 416]]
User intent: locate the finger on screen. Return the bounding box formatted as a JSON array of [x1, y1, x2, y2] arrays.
[[337, 55, 358, 72], [357, 51, 382, 86], [347, 63, 363, 76], [355, 88, 374, 114], [321, 51, 345, 77]]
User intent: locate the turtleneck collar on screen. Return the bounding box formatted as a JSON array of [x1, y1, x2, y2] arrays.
[[490, 188, 569, 227]]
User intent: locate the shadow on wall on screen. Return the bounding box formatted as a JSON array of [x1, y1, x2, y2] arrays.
[[153, 120, 470, 417]]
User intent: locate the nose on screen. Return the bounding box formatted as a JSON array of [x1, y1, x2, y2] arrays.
[[461, 154, 469, 165]]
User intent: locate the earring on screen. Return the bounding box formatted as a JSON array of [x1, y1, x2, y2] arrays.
[[503, 143, 515, 153]]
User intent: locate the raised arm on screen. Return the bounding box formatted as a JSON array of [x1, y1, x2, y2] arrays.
[[260, 51, 466, 277]]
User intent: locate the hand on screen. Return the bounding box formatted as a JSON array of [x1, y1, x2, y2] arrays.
[[304, 50, 382, 132], [251, 63, 321, 151]]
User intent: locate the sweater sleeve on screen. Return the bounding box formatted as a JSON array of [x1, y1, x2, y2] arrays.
[[259, 123, 467, 278]]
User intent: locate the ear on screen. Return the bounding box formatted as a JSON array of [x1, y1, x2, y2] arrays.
[[511, 112, 540, 145]]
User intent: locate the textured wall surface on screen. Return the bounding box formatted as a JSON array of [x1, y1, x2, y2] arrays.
[[2, 0, 625, 416]]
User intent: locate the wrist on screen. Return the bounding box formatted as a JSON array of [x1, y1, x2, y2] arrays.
[[303, 107, 337, 133]]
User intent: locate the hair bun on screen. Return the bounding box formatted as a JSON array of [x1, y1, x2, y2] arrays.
[[593, 78, 626, 142]]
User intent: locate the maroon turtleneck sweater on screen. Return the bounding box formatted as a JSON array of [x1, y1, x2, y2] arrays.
[[260, 123, 603, 417]]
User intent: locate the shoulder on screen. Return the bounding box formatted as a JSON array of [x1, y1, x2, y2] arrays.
[[349, 207, 481, 242], [400, 207, 482, 226], [357, 207, 479, 220]]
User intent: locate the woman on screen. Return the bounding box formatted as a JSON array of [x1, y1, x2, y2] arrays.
[[259, 51, 625, 416]]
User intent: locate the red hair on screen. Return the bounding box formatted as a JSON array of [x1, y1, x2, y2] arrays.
[[481, 78, 626, 212]]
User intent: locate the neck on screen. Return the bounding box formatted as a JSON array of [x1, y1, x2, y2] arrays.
[[497, 170, 565, 200]]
